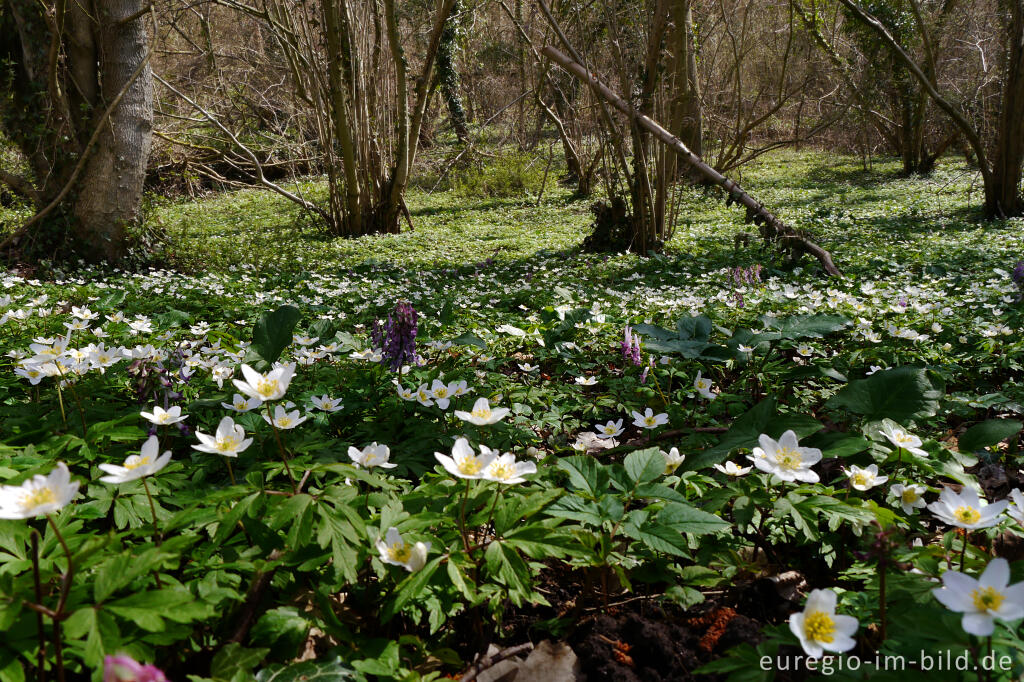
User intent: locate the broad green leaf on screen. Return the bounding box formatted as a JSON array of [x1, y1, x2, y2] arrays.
[[758, 313, 850, 338], [657, 502, 730, 534], [450, 332, 487, 349], [827, 366, 943, 422], [624, 448, 665, 484], [251, 305, 302, 365], [555, 455, 607, 498], [211, 643, 270, 681], [958, 419, 1023, 452], [255, 659, 362, 682]]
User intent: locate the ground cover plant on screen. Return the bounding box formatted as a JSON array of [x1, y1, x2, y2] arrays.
[[2, 152, 1024, 681]]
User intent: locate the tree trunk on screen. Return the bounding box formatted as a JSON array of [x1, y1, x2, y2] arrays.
[[73, 0, 153, 262], [991, 0, 1024, 217], [0, 0, 153, 262], [437, 0, 470, 143], [668, 0, 702, 158]]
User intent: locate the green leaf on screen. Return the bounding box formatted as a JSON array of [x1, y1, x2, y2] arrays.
[[255, 659, 362, 682], [758, 313, 850, 338], [676, 314, 712, 341], [657, 502, 730, 535], [555, 455, 607, 498], [251, 305, 302, 365], [624, 448, 665, 484], [386, 556, 443, 617], [211, 643, 270, 681], [827, 366, 944, 422], [958, 419, 1023, 452], [450, 332, 487, 349], [621, 522, 691, 557], [250, 607, 310, 658]]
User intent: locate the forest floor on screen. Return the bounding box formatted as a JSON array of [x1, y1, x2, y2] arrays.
[[3, 150, 1024, 681]]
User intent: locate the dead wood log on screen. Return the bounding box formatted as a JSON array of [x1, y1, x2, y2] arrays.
[[540, 45, 842, 277]]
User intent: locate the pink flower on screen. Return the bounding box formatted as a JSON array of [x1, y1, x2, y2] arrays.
[[103, 655, 167, 682]]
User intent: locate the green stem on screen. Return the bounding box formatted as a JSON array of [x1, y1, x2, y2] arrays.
[[45, 516, 72, 682], [459, 480, 472, 554], [265, 405, 297, 493], [142, 477, 161, 545], [30, 530, 46, 682], [224, 458, 237, 485], [960, 530, 969, 571]]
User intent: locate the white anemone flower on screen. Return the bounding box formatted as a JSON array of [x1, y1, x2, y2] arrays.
[[575, 376, 598, 386], [878, 421, 928, 457], [310, 394, 344, 413], [1007, 489, 1024, 526], [888, 483, 927, 515], [927, 486, 1007, 530], [845, 464, 888, 491], [140, 405, 188, 426], [99, 436, 172, 484], [454, 398, 510, 426], [263, 404, 308, 430], [748, 430, 822, 483], [714, 461, 752, 476], [415, 384, 434, 407], [483, 453, 537, 484], [348, 442, 397, 470], [788, 588, 859, 659], [631, 408, 668, 430], [221, 394, 263, 412], [693, 371, 718, 400], [193, 417, 253, 457], [595, 419, 624, 439], [0, 463, 79, 519], [434, 437, 497, 479], [376, 527, 430, 572], [429, 379, 452, 409], [932, 558, 1024, 636], [232, 362, 296, 402], [448, 380, 471, 397], [660, 447, 685, 475], [396, 385, 416, 401]]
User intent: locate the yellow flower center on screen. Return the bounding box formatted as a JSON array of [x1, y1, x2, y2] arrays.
[[277, 416, 293, 428], [457, 456, 483, 476], [256, 378, 278, 398], [852, 472, 870, 488], [234, 400, 247, 409], [644, 417, 657, 426], [364, 453, 378, 466], [488, 462, 514, 480], [804, 611, 836, 643], [22, 487, 56, 510], [471, 408, 491, 419], [971, 587, 1005, 612], [775, 447, 803, 470], [664, 463, 678, 475], [955, 505, 981, 525], [434, 388, 448, 398], [387, 541, 411, 564], [216, 436, 240, 453], [124, 455, 151, 470], [901, 488, 919, 503]]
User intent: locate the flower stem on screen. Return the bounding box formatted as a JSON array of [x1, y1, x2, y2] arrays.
[[960, 530, 969, 571], [142, 477, 161, 546], [30, 530, 47, 682], [459, 480, 472, 554], [225, 458, 236, 485], [45, 516, 72, 682], [265, 405, 297, 493]]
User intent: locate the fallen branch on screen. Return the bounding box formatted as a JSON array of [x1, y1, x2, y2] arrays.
[[540, 45, 842, 277], [460, 643, 535, 682]]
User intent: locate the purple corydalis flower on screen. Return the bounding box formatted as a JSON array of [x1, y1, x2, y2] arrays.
[[1012, 261, 1024, 286], [372, 301, 419, 371], [620, 326, 642, 367], [103, 655, 167, 682]]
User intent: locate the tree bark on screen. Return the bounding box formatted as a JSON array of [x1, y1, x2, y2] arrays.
[[72, 0, 153, 262], [992, 0, 1024, 216], [0, 0, 153, 262]]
